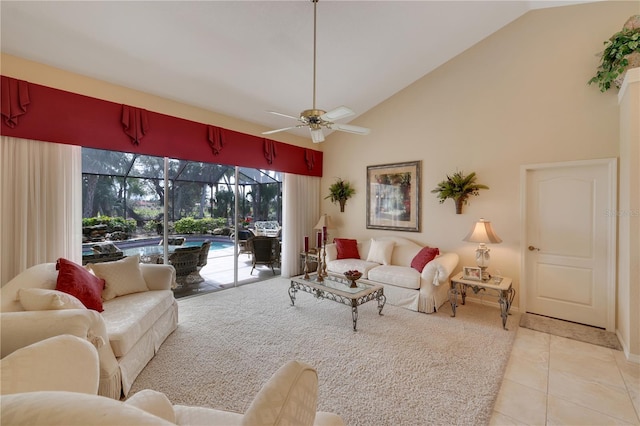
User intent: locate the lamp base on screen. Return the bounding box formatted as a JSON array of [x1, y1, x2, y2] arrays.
[[480, 267, 490, 282]]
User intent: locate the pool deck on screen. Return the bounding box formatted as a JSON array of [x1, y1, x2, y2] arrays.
[[84, 235, 281, 299], [177, 245, 281, 299]]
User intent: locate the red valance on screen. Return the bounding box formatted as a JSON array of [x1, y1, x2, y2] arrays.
[[0, 75, 322, 177], [121, 105, 149, 145], [1, 77, 30, 128]]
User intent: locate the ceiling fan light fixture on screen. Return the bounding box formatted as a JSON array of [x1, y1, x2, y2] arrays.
[[310, 128, 325, 143]]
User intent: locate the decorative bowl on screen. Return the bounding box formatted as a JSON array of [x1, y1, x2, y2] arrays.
[[343, 270, 362, 288]]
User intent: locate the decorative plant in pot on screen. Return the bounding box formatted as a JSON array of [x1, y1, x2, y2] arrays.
[[431, 171, 488, 214], [326, 178, 355, 212], [588, 15, 640, 92]]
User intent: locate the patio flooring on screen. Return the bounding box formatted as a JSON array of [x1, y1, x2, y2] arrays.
[[172, 244, 281, 299]]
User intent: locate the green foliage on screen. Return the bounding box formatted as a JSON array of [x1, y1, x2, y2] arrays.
[[325, 178, 356, 203], [174, 217, 226, 234], [82, 216, 136, 233], [588, 25, 640, 92], [431, 171, 489, 205], [174, 217, 199, 234]]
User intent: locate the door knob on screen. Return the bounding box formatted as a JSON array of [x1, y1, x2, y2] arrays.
[[528, 245, 540, 251]]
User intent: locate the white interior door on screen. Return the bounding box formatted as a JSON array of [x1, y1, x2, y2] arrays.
[[521, 159, 616, 330]]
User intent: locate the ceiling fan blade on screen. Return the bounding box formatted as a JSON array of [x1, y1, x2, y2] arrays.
[[267, 111, 301, 121], [331, 123, 371, 135], [320, 106, 355, 122], [262, 126, 302, 135]]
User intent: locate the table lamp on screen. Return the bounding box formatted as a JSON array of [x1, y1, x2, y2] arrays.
[[463, 218, 502, 281], [313, 214, 334, 248]]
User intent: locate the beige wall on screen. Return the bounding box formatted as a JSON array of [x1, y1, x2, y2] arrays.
[[321, 1, 635, 313]]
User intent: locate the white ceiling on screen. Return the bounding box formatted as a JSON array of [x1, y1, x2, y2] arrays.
[[0, 1, 593, 140]]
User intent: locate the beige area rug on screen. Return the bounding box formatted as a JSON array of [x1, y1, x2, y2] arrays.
[[519, 313, 622, 350], [130, 278, 518, 426]]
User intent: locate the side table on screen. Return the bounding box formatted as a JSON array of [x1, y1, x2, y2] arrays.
[[449, 272, 515, 330]]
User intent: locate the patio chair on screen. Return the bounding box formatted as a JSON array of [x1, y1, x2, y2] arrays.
[[197, 240, 212, 269], [249, 236, 280, 275], [235, 229, 254, 257], [168, 246, 202, 288]]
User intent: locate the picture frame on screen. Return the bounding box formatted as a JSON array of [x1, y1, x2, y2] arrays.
[[463, 266, 482, 281], [366, 161, 421, 232]]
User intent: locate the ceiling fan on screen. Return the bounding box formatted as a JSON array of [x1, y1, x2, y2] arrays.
[[262, 0, 370, 143]]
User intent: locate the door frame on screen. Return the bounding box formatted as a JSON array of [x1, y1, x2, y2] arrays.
[[519, 158, 617, 331]]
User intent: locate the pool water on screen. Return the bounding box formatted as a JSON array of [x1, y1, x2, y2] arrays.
[[82, 238, 233, 256]]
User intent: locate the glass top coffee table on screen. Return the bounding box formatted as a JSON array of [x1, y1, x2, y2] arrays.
[[288, 273, 386, 331]]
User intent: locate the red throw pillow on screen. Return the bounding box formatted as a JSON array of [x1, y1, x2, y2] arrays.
[[410, 247, 440, 273], [334, 238, 360, 260], [55, 258, 105, 312]]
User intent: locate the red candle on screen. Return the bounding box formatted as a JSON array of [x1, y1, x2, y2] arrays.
[[316, 231, 322, 248], [322, 226, 327, 243], [304, 236, 309, 252]]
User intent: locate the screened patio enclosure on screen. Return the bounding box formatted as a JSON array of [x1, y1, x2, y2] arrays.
[[82, 147, 282, 224], [82, 147, 283, 292]]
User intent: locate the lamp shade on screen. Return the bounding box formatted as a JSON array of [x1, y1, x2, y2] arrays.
[[463, 218, 502, 244], [314, 214, 334, 230]]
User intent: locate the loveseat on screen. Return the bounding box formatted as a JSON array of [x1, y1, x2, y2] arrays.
[[0, 255, 178, 399], [1, 335, 345, 426], [325, 236, 459, 313]]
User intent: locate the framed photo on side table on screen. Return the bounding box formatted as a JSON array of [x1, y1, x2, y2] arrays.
[[366, 160, 421, 232], [462, 266, 482, 281]]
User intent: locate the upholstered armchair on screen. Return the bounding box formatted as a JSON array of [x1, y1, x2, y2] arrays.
[[1, 335, 345, 426]]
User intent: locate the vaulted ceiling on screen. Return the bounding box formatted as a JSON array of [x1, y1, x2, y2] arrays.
[[1, 1, 595, 140]]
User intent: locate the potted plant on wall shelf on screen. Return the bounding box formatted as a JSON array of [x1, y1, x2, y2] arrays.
[[431, 171, 488, 214], [326, 178, 355, 212], [588, 15, 640, 92]]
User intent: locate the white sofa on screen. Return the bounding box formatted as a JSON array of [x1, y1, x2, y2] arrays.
[[325, 236, 459, 313], [0, 258, 178, 399], [1, 335, 344, 426]]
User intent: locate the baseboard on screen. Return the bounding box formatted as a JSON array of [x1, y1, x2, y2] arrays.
[[616, 330, 640, 364]]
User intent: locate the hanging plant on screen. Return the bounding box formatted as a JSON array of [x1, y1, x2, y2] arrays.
[[588, 15, 640, 92], [325, 178, 355, 212], [431, 171, 488, 214]]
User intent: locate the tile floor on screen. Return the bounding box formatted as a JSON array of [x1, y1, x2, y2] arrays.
[[491, 326, 640, 425]]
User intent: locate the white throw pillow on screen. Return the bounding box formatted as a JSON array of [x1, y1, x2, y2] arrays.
[[18, 288, 86, 311], [88, 255, 148, 301], [366, 239, 395, 265]]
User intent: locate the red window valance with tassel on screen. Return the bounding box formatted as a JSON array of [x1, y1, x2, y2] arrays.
[[0, 75, 322, 176]]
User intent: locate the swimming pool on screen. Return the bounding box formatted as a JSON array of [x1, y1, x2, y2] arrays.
[[82, 237, 233, 256]]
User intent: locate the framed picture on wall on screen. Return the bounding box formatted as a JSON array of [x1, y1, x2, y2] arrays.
[[366, 161, 421, 232]]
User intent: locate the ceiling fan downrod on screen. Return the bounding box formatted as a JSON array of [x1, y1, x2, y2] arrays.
[[312, 0, 318, 111]]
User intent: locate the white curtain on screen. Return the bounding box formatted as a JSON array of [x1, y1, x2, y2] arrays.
[[1, 136, 82, 285], [281, 173, 320, 277]]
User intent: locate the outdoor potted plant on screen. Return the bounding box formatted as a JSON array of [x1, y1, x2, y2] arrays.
[[588, 15, 640, 92], [431, 171, 488, 214], [326, 178, 355, 212]]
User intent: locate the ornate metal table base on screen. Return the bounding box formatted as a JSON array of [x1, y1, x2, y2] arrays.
[[449, 275, 515, 330], [289, 277, 386, 331]]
